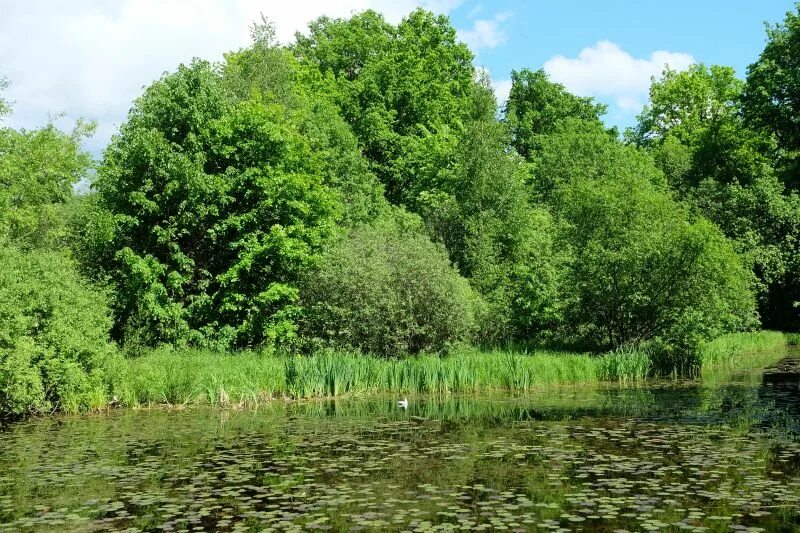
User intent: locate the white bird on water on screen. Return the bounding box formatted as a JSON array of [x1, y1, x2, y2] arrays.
[[397, 397, 408, 409]]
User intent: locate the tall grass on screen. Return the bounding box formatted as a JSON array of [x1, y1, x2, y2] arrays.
[[115, 349, 285, 408], [699, 331, 788, 368], [113, 346, 650, 407], [110, 331, 790, 408], [596, 346, 652, 382]]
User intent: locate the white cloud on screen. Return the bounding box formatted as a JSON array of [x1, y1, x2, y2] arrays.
[[458, 11, 511, 52], [492, 78, 512, 106], [474, 66, 510, 107], [0, 0, 462, 155], [467, 4, 484, 18], [543, 40, 694, 112]]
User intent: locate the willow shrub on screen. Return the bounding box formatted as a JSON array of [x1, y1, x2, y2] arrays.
[[0, 246, 119, 415], [300, 211, 483, 356]]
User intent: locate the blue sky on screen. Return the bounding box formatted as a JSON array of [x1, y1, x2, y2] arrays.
[[450, 0, 794, 127], [1, 1, 795, 155]]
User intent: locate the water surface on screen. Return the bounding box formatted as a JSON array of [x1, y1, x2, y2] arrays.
[[1, 350, 799, 532]]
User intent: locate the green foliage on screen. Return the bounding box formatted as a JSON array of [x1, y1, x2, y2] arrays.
[[505, 69, 608, 159], [400, 117, 563, 342], [689, 175, 800, 331], [0, 118, 95, 249], [294, 9, 476, 202], [0, 77, 9, 121], [300, 210, 482, 356], [96, 60, 342, 350], [224, 33, 387, 226], [0, 246, 119, 415], [743, 3, 800, 186], [532, 118, 666, 201], [536, 122, 758, 352], [224, 16, 297, 108], [631, 64, 774, 190], [632, 64, 800, 331]]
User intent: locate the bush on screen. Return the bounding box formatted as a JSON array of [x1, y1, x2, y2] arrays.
[[300, 210, 483, 356], [0, 246, 119, 415]]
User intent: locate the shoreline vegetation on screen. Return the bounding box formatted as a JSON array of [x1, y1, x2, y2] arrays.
[[107, 331, 789, 411], [4, 7, 800, 418]]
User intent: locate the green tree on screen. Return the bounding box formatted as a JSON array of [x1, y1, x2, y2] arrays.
[[742, 3, 800, 187], [537, 122, 757, 354], [632, 64, 800, 330], [0, 113, 95, 249], [294, 9, 476, 203], [534, 118, 666, 202], [405, 118, 563, 342], [0, 77, 9, 120], [96, 60, 340, 349], [631, 64, 774, 190], [690, 177, 800, 331], [504, 69, 607, 159], [224, 25, 387, 226]]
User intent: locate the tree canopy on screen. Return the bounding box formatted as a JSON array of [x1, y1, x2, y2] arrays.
[[96, 60, 341, 349], [505, 69, 607, 159], [743, 3, 800, 187], [294, 9, 477, 203], [631, 63, 800, 332]]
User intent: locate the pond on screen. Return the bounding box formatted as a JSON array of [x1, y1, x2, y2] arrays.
[[1, 350, 800, 532]]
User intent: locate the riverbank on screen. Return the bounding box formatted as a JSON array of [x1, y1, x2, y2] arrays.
[[111, 331, 789, 409]]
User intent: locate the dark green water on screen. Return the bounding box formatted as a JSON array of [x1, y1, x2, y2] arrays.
[[1, 351, 800, 532]]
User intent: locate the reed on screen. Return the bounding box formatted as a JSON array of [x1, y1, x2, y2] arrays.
[[116, 348, 285, 408], [111, 332, 789, 408], [114, 345, 649, 407]]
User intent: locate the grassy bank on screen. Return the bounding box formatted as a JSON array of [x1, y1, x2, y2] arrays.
[[114, 347, 649, 407], [112, 331, 789, 408], [699, 331, 789, 369]]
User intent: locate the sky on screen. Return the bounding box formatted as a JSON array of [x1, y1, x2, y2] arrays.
[[0, 0, 795, 156]]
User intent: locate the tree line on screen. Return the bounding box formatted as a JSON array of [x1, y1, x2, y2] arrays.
[[1, 7, 799, 414]]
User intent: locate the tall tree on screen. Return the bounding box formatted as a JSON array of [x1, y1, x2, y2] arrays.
[[504, 68, 607, 159], [224, 22, 386, 226], [632, 64, 800, 331], [0, 82, 95, 249], [631, 64, 773, 191], [537, 121, 757, 355], [743, 2, 800, 188], [294, 9, 476, 203], [96, 60, 340, 349]]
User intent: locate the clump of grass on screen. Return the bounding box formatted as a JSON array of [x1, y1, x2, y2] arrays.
[[596, 346, 651, 383], [115, 348, 285, 408]]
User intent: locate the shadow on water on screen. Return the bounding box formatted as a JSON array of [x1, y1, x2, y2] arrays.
[[760, 356, 800, 425], [0, 348, 799, 531]]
